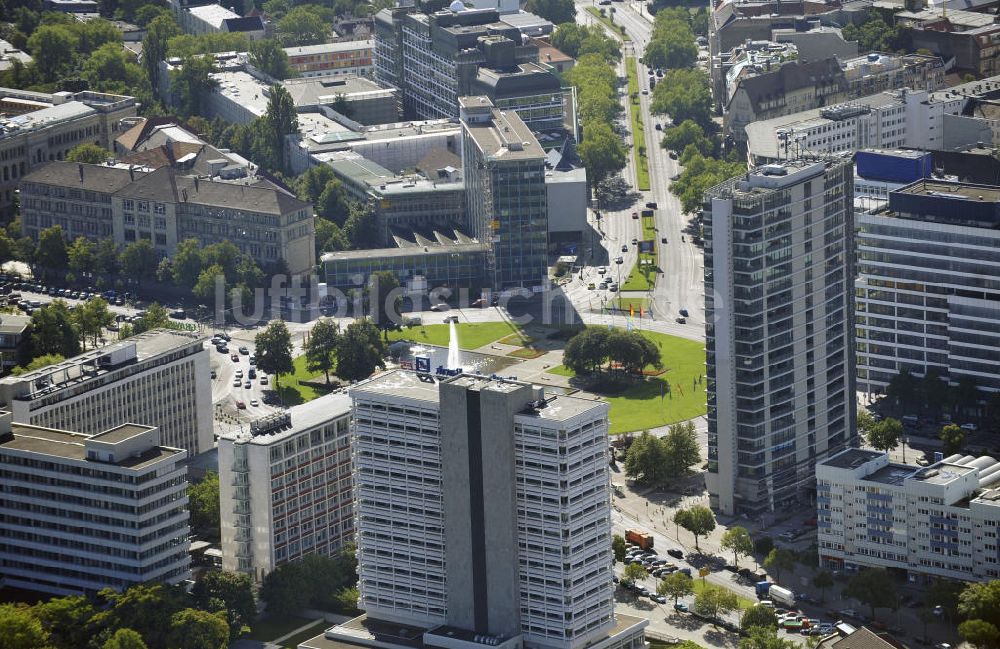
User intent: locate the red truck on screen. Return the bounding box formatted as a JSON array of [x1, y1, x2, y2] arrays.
[[626, 529, 654, 550]]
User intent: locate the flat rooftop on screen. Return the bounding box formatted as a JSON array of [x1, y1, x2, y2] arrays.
[[896, 179, 1000, 204], [219, 392, 352, 446], [1, 422, 181, 469], [283, 76, 394, 107], [519, 392, 608, 422], [910, 462, 976, 486], [866, 463, 918, 486], [91, 423, 154, 444], [460, 97, 544, 162], [821, 448, 883, 470], [284, 40, 373, 57], [351, 369, 444, 404], [322, 240, 484, 263]]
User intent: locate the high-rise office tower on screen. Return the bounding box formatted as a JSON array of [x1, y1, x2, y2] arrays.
[[460, 96, 548, 290], [703, 159, 856, 515], [329, 370, 647, 649]]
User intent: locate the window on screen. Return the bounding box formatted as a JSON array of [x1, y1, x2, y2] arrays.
[[155, 217, 166, 230], [138, 201, 149, 212], [154, 203, 166, 214]]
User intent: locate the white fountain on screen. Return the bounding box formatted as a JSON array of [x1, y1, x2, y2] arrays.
[[447, 319, 461, 369]]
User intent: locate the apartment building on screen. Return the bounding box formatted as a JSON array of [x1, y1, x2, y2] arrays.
[[817, 448, 1000, 583], [374, 1, 566, 130], [0, 329, 213, 455], [19, 162, 316, 275], [745, 87, 968, 164], [704, 159, 856, 515], [724, 53, 944, 143], [218, 394, 353, 583], [855, 178, 1000, 396], [329, 369, 647, 649], [899, 8, 1000, 79], [0, 314, 30, 373], [285, 41, 375, 78], [461, 96, 548, 290], [0, 412, 190, 595], [0, 88, 136, 216]]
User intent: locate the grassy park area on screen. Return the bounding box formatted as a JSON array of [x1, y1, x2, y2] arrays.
[[387, 321, 522, 350], [547, 329, 706, 433], [275, 354, 336, 405], [691, 578, 755, 609]]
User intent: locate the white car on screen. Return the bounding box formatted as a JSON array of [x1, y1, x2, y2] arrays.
[[250, 398, 259, 407], [961, 423, 978, 431], [597, 267, 607, 275], [430, 303, 449, 312]]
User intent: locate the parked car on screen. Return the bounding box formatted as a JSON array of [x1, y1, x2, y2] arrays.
[[231, 353, 240, 362], [250, 399, 259, 407], [239, 346, 249, 355], [667, 549, 683, 559], [646, 202, 657, 209], [674, 603, 688, 612], [631, 212, 639, 219], [235, 400, 246, 409], [680, 308, 689, 317]]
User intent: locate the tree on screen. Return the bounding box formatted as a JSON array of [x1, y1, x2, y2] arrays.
[[28, 24, 77, 82], [193, 263, 225, 301], [958, 580, 1000, 647], [93, 238, 119, 275], [857, 409, 877, 440], [335, 318, 387, 382], [658, 570, 693, 605], [624, 431, 669, 486], [260, 550, 358, 617], [172, 238, 203, 288], [741, 604, 778, 632], [171, 54, 218, 118], [843, 568, 897, 617], [754, 536, 774, 559], [842, 10, 904, 53], [344, 203, 379, 249], [132, 302, 169, 334], [645, 12, 697, 70], [277, 5, 329, 46], [578, 120, 627, 183], [369, 271, 402, 339], [135, 4, 171, 27], [651, 68, 713, 127], [721, 527, 754, 567], [296, 165, 336, 205], [940, 423, 965, 456], [612, 534, 627, 563], [143, 15, 181, 93], [66, 143, 110, 164], [317, 178, 351, 224], [92, 583, 188, 649], [525, 0, 575, 24], [188, 471, 220, 540], [954, 375, 979, 417], [119, 240, 156, 282], [74, 297, 114, 348], [763, 549, 795, 583], [886, 368, 919, 409], [867, 417, 903, 452], [305, 319, 340, 384], [662, 120, 714, 156], [167, 609, 228, 649], [669, 150, 746, 213], [740, 626, 799, 649], [673, 506, 715, 551], [35, 225, 68, 272], [67, 236, 95, 275], [192, 570, 254, 642], [812, 571, 834, 603], [960, 620, 1000, 649], [257, 84, 298, 172], [102, 628, 149, 649], [255, 320, 294, 390], [28, 299, 80, 359], [12, 353, 66, 375], [663, 421, 700, 477], [693, 584, 739, 622], [622, 562, 648, 585], [249, 37, 292, 80], [34, 595, 95, 649], [0, 604, 50, 649]]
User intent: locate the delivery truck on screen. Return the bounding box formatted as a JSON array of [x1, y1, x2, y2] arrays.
[[756, 581, 796, 607], [625, 529, 654, 550]]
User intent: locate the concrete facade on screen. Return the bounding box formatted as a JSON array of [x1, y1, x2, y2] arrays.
[[0, 412, 190, 595]]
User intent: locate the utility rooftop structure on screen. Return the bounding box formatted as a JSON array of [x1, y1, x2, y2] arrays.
[[0, 411, 190, 595], [818, 449, 1000, 582], [0, 329, 212, 455]]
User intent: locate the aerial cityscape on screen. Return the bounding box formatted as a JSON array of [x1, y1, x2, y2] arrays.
[[0, 0, 998, 648]]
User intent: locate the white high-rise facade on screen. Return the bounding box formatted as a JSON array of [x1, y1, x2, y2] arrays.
[[704, 159, 857, 515], [344, 370, 646, 649]]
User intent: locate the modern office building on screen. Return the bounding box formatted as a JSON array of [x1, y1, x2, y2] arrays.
[[218, 394, 353, 583], [0, 411, 190, 595], [374, 1, 566, 129], [0, 314, 30, 373], [0, 88, 136, 217], [19, 162, 316, 275], [324, 369, 647, 649], [817, 448, 1000, 582], [461, 96, 548, 290], [284, 40, 375, 78], [0, 329, 213, 455], [855, 178, 1000, 395], [704, 158, 856, 515]]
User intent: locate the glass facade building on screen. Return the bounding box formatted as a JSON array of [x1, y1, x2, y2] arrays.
[[704, 159, 856, 515]]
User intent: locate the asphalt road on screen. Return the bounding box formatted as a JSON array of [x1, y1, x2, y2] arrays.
[[572, 0, 707, 336]]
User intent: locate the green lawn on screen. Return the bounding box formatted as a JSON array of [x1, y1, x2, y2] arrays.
[[275, 354, 335, 405], [626, 56, 651, 191], [547, 328, 706, 433], [606, 297, 651, 312], [650, 641, 704, 649], [387, 321, 522, 350], [692, 578, 756, 609], [248, 616, 313, 642], [621, 256, 659, 291]]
